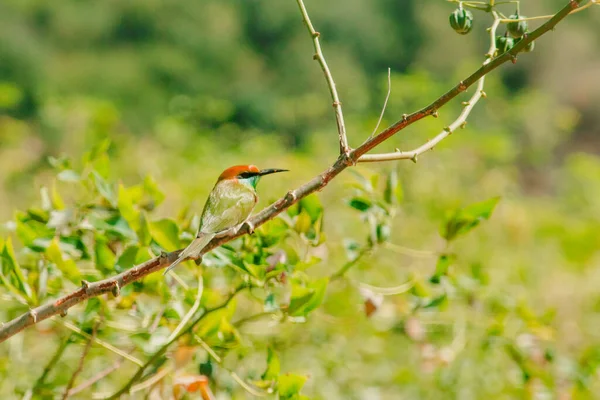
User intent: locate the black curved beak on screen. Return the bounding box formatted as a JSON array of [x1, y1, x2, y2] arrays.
[[258, 168, 288, 176]]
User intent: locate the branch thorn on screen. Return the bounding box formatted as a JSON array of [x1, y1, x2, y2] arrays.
[[432, 111, 439, 118], [313, 31, 320, 38], [29, 309, 38, 323], [285, 190, 297, 203], [411, 155, 418, 163], [111, 282, 120, 297], [81, 280, 90, 290], [480, 90, 487, 98], [460, 121, 468, 129], [462, 101, 470, 106], [402, 114, 408, 121], [60, 309, 68, 318]]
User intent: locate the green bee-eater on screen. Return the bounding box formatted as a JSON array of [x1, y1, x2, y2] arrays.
[[164, 165, 287, 274]]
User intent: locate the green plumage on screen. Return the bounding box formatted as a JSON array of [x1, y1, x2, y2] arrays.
[[164, 178, 257, 274]]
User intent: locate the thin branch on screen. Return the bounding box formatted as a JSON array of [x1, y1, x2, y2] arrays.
[[130, 365, 173, 394], [233, 311, 278, 328], [62, 321, 98, 399], [193, 334, 271, 397], [354, 0, 583, 163], [0, 0, 587, 344], [30, 334, 72, 394], [369, 68, 392, 139], [106, 284, 247, 399], [166, 276, 203, 343], [295, 0, 350, 156], [66, 358, 124, 397], [57, 319, 144, 367], [330, 246, 372, 280], [498, 0, 598, 21], [358, 13, 500, 163], [358, 280, 414, 296]]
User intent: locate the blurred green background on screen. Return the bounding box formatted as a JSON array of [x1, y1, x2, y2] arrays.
[[1, 0, 600, 398]]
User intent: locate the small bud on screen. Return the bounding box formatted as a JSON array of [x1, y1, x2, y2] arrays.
[[496, 35, 515, 54], [507, 13, 528, 38], [449, 8, 474, 35], [432, 111, 439, 118]]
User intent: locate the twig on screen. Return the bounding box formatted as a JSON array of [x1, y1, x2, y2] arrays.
[[130, 365, 173, 394], [0, 0, 586, 344], [369, 68, 392, 139], [358, 13, 501, 163], [62, 321, 98, 399], [383, 242, 435, 258], [166, 276, 203, 343], [355, 0, 583, 163], [193, 334, 271, 397], [233, 311, 278, 328], [330, 246, 372, 280], [295, 0, 350, 156], [66, 358, 124, 397], [358, 280, 414, 296], [30, 334, 72, 394], [498, 0, 597, 22], [57, 319, 144, 367], [105, 284, 247, 399]]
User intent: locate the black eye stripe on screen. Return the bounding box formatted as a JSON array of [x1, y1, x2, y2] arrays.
[[238, 172, 256, 179]]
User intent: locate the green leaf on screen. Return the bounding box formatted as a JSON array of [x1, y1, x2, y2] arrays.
[[149, 219, 180, 251], [430, 254, 456, 284], [262, 347, 280, 381], [348, 197, 372, 212], [423, 294, 448, 310], [384, 169, 403, 205], [142, 175, 165, 209], [410, 275, 430, 298], [278, 373, 307, 398], [51, 181, 65, 210], [288, 278, 328, 317], [57, 170, 80, 182], [298, 194, 323, 223], [118, 183, 140, 231], [16, 219, 55, 250], [46, 238, 81, 284], [116, 246, 139, 273], [294, 210, 312, 234], [287, 284, 314, 317], [95, 235, 116, 272], [441, 197, 500, 241], [1, 237, 34, 301], [302, 278, 328, 315], [92, 170, 116, 207]]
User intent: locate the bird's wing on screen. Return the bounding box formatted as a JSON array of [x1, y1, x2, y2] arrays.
[[199, 181, 257, 234]]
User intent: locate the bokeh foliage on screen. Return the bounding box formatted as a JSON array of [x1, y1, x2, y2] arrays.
[[1, 0, 600, 399]]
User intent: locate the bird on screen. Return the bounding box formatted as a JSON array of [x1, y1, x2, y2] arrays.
[[164, 165, 287, 275]]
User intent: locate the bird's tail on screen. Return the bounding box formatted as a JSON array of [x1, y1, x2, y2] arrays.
[[163, 232, 215, 275]]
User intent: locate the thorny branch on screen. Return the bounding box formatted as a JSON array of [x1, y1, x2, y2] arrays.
[[295, 0, 350, 156], [0, 1, 588, 359], [359, 12, 502, 162]]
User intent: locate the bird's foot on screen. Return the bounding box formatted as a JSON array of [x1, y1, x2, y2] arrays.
[[242, 220, 255, 235]]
